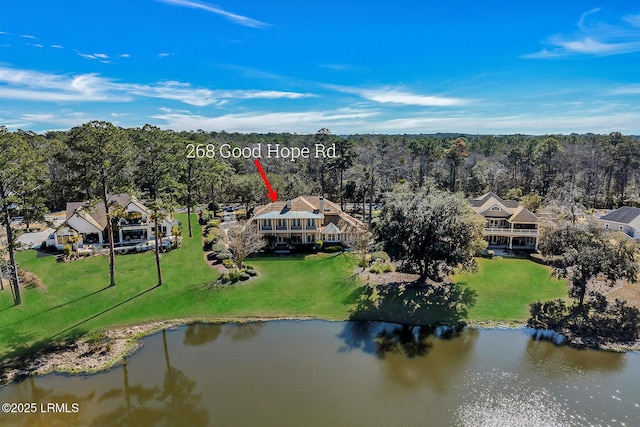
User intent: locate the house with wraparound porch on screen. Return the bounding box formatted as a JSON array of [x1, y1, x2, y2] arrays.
[[469, 192, 539, 250], [251, 196, 365, 249]]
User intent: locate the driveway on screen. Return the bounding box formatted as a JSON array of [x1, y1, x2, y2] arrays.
[[16, 228, 54, 249], [220, 210, 237, 234]]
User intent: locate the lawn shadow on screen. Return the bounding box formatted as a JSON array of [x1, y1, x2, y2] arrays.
[[2, 285, 112, 328], [52, 285, 158, 338], [36, 250, 57, 259], [348, 281, 477, 326], [339, 281, 477, 359]]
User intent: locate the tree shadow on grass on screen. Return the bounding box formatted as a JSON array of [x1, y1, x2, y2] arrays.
[[3, 285, 112, 328], [340, 281, 477, 359], [1, 285, 159, 383]]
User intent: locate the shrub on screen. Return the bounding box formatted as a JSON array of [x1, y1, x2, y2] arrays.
[[199, 212, 210, 225], [315, 240, 323, 250], [323, 245, 343, 253], [216, 251, 232, 261], [171, 225, 182, 237], [245, 269, 258, 276], [211, 243, 227, 253], [204, 227, 226, 250], [370, 251, 390, 263], [222, 259, 236, 268], [370, 262, 394, 274], [62, 243, 73, 257], [239, 272, 250, 281], [207, 219, 221, 228]]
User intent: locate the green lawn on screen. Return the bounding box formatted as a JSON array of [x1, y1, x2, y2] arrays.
[[0, 220, 568, 364], [452, 257, 567, 321], [0, 214, 359, 362]]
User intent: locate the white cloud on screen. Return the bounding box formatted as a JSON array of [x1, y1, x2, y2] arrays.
[[152, 108, 378, 132], [51, 44, 64, 49], [156, 0, 271, 29], [77, 52, 111, 61], [20, 34, 37, 39], [329, 85, 470, 106], [623, 13, 640, 27], [0, 65, 314, 106], [19, 112, 98, 128], [609, 84, 640, 95], [158, 52, 173, 58], [372, 112, 640, 134], [120, 53, 131, 58], [525, 9, 640, 58], [554, 36, 640, 55]]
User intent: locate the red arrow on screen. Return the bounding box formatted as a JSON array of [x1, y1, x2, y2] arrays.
[[254, 159, 278, 202]]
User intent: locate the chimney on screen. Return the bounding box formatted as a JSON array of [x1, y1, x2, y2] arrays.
[[319, 197, 324, 212], [286, 198, 291, 210]]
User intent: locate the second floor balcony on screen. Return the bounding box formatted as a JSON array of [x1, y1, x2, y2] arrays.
[[483, 227, 538, 236]]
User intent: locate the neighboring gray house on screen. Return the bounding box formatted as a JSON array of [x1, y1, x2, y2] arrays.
[[599, 206, 640, 240]]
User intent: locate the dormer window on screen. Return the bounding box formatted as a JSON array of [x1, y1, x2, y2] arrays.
[[490, 206, 500, 211]]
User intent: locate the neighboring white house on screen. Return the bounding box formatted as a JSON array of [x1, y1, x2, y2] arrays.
[[468, 192, 540, 249], [49, 194, 174, 250], [252, 196, 365, 247], [599, 206, 640, 240]]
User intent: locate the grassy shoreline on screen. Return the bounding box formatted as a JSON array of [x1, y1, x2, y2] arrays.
[[4, 214, 631, 385]]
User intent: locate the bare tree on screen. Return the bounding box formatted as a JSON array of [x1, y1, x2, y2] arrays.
[[344, 228, 372, 269], [227, 222, 266, 269]]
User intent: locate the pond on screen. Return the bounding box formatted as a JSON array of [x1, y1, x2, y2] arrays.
[[1, 321, 639, 426]]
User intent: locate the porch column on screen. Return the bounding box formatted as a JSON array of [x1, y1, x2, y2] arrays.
[[508, 236, 513, 249], [118, 227, 123, 244]]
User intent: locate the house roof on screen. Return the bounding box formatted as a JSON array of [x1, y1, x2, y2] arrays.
[[469, 192, 519, 209], [322, 222, 341, 234], [253, 196, 342, 217], [600, 206, 640, 225], [508, 206, 539, 223], [469, 192, 539, 224], [66, 202, 108, 230], [64, 194, 151, 232], [253, 196, 365, 232]]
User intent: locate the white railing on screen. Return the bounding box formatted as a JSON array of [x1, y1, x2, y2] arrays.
[[484, 228, 538, 235]]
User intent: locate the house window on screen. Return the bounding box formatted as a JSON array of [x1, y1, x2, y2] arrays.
[[292, 218, 301, 227], [490, 206, 500, 211], [57, 235, 70, 245], [307, 219, 315, 227], [307, 234, 314, 243], [262, 219, 271, 228], [277, 219, 287, 228]]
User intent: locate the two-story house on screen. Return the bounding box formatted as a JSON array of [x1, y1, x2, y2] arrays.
[[50, 194, 174, 250], [469, 192, 539, 250], [252, 196, 365, 248]]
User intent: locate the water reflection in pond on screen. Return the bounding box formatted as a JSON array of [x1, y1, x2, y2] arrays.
[[0, 321, 638, 426]]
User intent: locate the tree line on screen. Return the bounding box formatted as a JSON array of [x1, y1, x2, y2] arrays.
[[2, 122, 639, 304]]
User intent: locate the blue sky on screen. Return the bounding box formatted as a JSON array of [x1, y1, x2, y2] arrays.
[[1, 0, 640, 134]]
